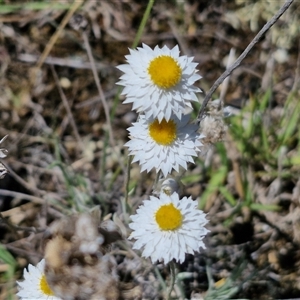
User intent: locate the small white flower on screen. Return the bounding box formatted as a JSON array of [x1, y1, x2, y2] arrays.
[[129, 192, 209, 264], [125, 114, 203, 177], [117, 44, 202, 121], [17, 259, 60, 300]]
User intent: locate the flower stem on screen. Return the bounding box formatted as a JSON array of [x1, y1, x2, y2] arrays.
[[132, 0, 155, 48], [124, 155, 133, 206], [166, 261, 176, 300], [153, 170, 161, 193]]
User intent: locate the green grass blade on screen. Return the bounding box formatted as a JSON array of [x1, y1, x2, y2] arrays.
[[219, 186, 237, 206], [199, 166, 227, 210], [250, 203, 280, 211]]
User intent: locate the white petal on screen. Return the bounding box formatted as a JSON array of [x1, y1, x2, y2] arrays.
[[116, 44, 202, 120], [128, 192, 208, 264]]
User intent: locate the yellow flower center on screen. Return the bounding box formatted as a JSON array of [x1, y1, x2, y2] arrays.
[[148, 55, 182, 89], [155, 203, 183, 231], [40, 274, 55, 296], [149, 119, 177, 145]]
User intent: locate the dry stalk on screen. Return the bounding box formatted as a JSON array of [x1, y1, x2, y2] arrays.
[[82, 31, 126, 174], [35, 0, 84, 69], [50, 65, 84, 153], [81, 31, 115, 148], [197, 0, 294, 123]]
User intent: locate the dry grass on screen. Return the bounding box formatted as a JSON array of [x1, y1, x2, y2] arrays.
[[0, 1, 300, 299]]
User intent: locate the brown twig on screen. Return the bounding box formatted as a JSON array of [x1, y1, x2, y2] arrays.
[[35, 0, 84, 69], [81, 31, 115, 148], [82, 31, 126, 174], [0, 212, 44, 234], [18, 53, 112, 70], [4, 165, 46, 197], [197, 0, 294, 123], [0, 189, 44, 204], [50, 65, 84, 153], [168, 19, 190, 56]]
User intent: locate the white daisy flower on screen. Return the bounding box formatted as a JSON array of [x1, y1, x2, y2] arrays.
[[125, 114, 203, 177], [129, 192, 209, 264], [117, 43, 202, 121], [17, 259, 60, 300]]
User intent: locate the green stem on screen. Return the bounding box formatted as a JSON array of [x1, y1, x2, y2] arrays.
[[166, 261, 176, 300], [154, 265, 167, 291], [132, 0, 155, 48], [153, 170, 161, 193]]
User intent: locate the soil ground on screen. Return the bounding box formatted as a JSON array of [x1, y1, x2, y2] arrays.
[[0, 1, 300, 299]]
